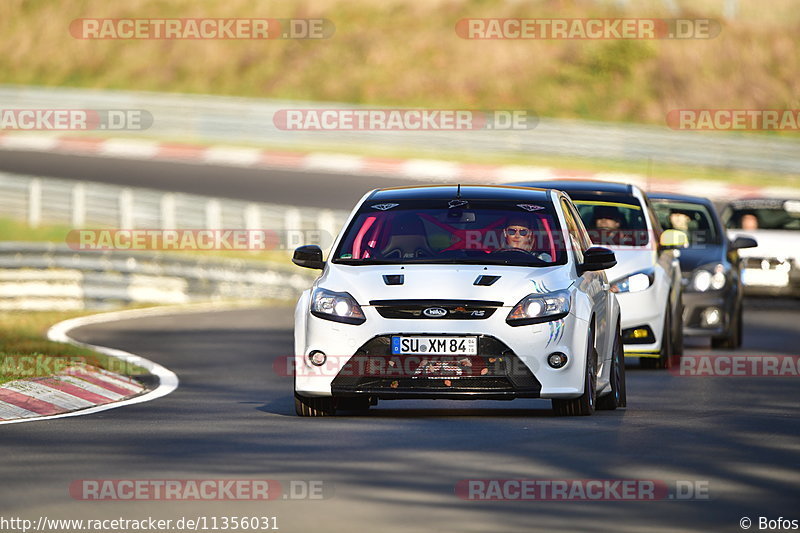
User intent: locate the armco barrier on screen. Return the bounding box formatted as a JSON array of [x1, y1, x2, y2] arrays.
[[1, 85, 799, 176]]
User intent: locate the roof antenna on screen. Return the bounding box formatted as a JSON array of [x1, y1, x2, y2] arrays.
[[456, 183, 461, 199]]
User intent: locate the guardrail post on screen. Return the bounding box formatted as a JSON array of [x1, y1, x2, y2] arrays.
[[160, 193, 176, 228], [244, 203, 261, 230], [206, 199, 222, 230], [316, 209, 338, 250], [71, 183, 86, 227], [119, 188, 134, 228], [27, 178, 42, 228], [284, 208, 302, 252]]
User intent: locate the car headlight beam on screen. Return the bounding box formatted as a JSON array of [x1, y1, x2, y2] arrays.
[[692, 264, 727, 292], [610, 269, 655, 294], [507, 290, 570, 326], [311, 287, 366, 325]]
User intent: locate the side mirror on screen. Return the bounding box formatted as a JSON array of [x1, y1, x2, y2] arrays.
[[578, 246, 617, 274], [660, 229, 689, 250], [730, 236, 757, 250], [292, 245, 324, 270]]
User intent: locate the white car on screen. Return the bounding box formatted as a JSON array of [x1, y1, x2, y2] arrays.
[[292, 184, 625, 416], [722, 198, 800, 297], [513, 181, 686, 369]]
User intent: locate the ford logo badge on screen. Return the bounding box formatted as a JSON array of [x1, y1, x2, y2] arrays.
[[423, 307, 448, 318]]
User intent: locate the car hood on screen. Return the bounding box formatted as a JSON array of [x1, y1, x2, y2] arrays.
[[318, 264, 573, 306], [677, 245, 725, 272], [604, 248, 657, 284], [727, 230, 800, 262]]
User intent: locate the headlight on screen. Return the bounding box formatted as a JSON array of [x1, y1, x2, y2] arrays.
[[507, 290, 570, 326], [610, 269, 655, 293], [311, 288, 366, 324], [692, 264, 726, 292]]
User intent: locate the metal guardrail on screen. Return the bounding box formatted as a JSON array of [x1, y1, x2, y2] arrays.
[[2, 85, 799, 176], [0, 170, 350, 309], [0, 243, 313, 310], [0, 171, 349, 240]]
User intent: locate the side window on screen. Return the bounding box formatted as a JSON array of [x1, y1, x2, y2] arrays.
[[561, 199, 585, 264], [643, 197, 663, 240], [567, 202, 594, 251]]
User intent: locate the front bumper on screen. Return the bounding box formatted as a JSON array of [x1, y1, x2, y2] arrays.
[[295, 306, 591, 400], [615, 285, 665, 358], [681, 290, 734, 337]]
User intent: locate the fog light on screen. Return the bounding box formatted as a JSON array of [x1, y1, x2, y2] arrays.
[[308, 350, 327, 366], [632, 328, 649, 339], [701, 308, 722, 327], [547, 352, 568, 369]]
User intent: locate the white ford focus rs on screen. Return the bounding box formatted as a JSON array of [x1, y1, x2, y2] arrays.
[[292, 185, 625, 416]]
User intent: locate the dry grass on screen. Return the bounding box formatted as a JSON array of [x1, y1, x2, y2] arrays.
[[1, 0, 797, 125]]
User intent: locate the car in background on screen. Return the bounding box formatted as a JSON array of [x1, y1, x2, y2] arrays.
[[721, 198, 800, 298], [650, 193, 757, 349], [512, 180, 686, 369], [292, 184, 625, 416]]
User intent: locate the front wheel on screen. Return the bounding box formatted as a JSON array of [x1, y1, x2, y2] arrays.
[[711, 304, 742, 350], [553, 323, 597, 416], [642, 304, 673, 370], [597, 326, 627, 410]]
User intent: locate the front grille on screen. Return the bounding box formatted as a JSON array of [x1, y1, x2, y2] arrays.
[[369, 299, 503, 320], [330, 335, 541, 398]]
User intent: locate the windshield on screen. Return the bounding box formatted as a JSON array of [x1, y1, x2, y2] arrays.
[[652, 199, 721, 245], [723, 200, 800, 231], [567, 194, 650, 246], [332, 199, 567, 266]]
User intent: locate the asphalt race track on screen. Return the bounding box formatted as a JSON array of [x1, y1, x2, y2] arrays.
[[0, 150, 421, 208], [1, 151, 799, 531], [2, 298, 799, 533]]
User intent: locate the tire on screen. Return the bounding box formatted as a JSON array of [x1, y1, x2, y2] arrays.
[[711, 304, 742, 350], [653, 303, 674, 368], [642, 306, 672, 370], [295, 393, 336, 417], [673, 297, 684, 357], [597, 326, 626, 410], [553, 323, 597, 416]]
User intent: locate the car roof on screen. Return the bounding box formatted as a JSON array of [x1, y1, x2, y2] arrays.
[[648, 192, 715, 207], [725, 197, 794, 208], [511, 179, 634, 195], [367, 184, 553, 202]]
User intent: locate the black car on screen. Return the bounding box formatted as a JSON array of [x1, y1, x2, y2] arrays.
[[650, 192, 757, 349]]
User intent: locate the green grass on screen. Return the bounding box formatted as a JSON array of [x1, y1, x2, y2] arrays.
[[0, 309, 147, 385], [0, 217, 305, 267], [1, 0, 798, 127]]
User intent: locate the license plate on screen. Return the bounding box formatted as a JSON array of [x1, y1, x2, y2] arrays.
[[742, 268, 789, 287], [391, 336, 478, 355]]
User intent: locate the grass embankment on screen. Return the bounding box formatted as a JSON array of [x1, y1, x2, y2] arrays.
[[1, 0, 798, 127], [0, 310, 146, 385], [0, 218, 307, 385]]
